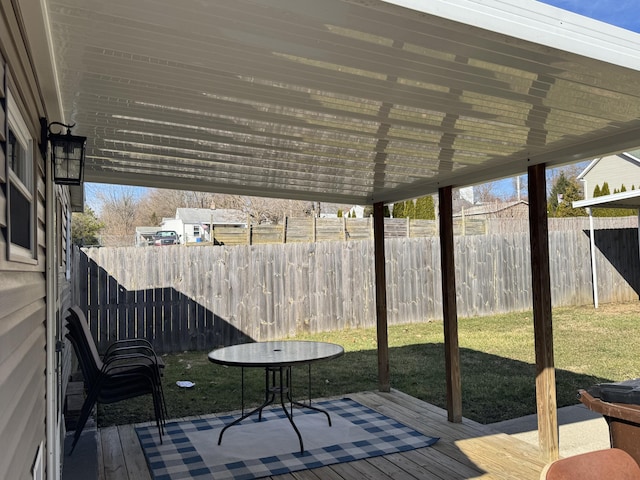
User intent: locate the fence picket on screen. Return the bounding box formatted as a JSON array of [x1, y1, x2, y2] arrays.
[[78, 222, 640, 353]]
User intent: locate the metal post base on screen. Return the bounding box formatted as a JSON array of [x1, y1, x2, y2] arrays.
[[217, 365, 332, 453]]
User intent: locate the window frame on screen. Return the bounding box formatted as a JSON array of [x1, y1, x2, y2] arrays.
[[6, 88, 37, 264]]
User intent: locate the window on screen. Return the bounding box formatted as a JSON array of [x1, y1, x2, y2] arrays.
[[193, 225, 200, 237], [6, 90, 36, 262]]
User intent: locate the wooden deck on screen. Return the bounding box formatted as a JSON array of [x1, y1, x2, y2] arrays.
[[96, 390, 550, 479]]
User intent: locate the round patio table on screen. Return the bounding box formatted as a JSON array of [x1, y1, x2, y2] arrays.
[[208, 340, 344, 453]]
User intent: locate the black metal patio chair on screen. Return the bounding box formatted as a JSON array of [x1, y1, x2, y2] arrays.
[[65, 306, 167, 454]]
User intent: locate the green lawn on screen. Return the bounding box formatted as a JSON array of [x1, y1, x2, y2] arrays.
[[98, 302, 640, 426]]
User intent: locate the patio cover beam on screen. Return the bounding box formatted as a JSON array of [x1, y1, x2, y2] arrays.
[[373, 202, 390, 392], [439, 186, 462, 423], [528, 163, 558, 461]]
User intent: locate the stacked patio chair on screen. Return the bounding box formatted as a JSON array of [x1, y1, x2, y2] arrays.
[[65, 305, 167, 454]]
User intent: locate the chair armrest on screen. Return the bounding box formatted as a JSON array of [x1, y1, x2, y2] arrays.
[[105, 344, 156, 359], [104, 340, 165, 370], [104, 338, 154, 356], [101, 352, 161, 375]]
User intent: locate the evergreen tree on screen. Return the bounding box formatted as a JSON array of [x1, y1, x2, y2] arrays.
[[383, 205, 391, 217], [414, 196, 428, 219], [548, 172, 586, 217], [404, 200, 416, 219], [592, 182, 638, 217], [413, 195, 435, 219], [392, 202, 404, 218], [72, 208, 104, 246]]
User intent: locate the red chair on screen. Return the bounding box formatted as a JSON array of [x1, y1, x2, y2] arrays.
[[542, 448, 640, 480]]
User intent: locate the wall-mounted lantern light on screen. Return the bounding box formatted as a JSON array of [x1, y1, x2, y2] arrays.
[[48, 122, 86, 185]]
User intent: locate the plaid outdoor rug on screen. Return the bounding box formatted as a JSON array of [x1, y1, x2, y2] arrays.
[[136, 397, 439, 480]]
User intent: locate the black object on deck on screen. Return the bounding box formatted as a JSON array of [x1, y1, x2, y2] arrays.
[[579, 379, 640, 466]]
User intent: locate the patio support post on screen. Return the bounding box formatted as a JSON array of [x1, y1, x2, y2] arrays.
[[439, 186, 462, 423], [373, 201, 390, 392], [528, 163, 559, 461]]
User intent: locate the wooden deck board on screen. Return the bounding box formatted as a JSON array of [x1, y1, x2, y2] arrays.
[[117, 425, 152, 480], [99, 426, 128, 480], [97, 390, 548, 480]]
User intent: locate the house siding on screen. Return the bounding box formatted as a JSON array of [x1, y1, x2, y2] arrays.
[[582, 156, 640, 199], [0, 2, 71, 478], [0, 277, 46, 480]]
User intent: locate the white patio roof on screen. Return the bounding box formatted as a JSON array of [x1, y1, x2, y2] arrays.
[[573, 190, 640, 209], [25, 0, 640, 204]]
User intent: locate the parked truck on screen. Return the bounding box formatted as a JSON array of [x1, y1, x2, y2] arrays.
[[153, 230, 180, 246]]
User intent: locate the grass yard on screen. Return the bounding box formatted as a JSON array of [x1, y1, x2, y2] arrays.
[[98, 302, 640, 427]]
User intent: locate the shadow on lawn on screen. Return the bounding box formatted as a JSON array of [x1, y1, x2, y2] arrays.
[[590, 228, 640, 298], [98, 343, 613, 427]]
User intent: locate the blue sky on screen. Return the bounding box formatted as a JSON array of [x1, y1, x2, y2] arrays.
[[537, 0, 640, 33]]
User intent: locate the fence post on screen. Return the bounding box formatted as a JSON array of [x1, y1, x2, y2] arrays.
[[461, 208, 466, 236], [312, 216, 317, 242], [282, 216, 287, 243]]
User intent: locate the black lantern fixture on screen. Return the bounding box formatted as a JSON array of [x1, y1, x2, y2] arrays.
[[48, 122, 87, 185]]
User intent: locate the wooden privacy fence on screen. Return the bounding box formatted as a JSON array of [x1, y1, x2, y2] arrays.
[[74, 227, 640, 353], [208, 214, 639, 245], [106, 216, 637, 248], [189, 217, 488, 246]]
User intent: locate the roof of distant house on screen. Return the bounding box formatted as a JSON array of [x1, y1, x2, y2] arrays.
[[453, 200, 528, 217], [176, 208, 246, 225], [135, 226, 159, 235], [578, 152, 640, 179]]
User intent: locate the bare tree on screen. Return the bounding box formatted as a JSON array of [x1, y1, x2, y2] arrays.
[[136, 189, 219, 225], [96, 186, 145, 246], [474, 181, 504, 203], [137, 189, 313, 225], [211, 194, 313, 224]]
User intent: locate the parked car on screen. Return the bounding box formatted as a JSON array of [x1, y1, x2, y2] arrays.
[[153, 230, 180, 246]]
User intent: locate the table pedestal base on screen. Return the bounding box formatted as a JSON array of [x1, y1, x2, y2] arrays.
[[217, 366, 332, 453]]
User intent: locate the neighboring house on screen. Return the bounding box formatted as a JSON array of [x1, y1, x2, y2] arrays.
[[346, 205, 366, 218], [578, 151, 640, 200], [459, 186, 475, 204], [135, 226, 159, 246], [159, 208, 247, 243], [317, 203, 352, 219], [453, 200, 529, 219]]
